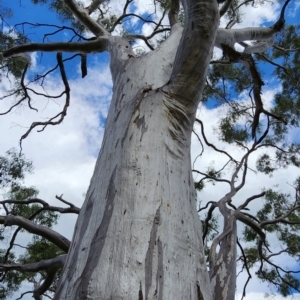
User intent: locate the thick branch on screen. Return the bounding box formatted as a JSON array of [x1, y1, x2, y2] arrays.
[[0, 255, 66, 272], [64, 0, 108, 36], [216, 0, 290, 53], [86, 0, 106, 14], [219, 0, 234, 17], [0, 198, 80, 214], [0, 215, 70, 252], [167, 0, 219, 108], [2, 38, 109, 59], [168, 0, 180, 26], [33, 269, 60, 300], [216, 27, 276, 52]]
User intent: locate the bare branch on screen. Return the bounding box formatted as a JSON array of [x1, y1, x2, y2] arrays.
[[0, 215, 70, 252], [33, 268, 60, 299], [86, 0, 107, 15], [0, 198, 80, 214], [169, 0, 180, 26], [64, 0, 108, 36], [192, 169, 231, 185], [236, 212, 266, 242], [238, 192, 266, 211], [20, 53, 70, 143], [195, 118, 236, 162], [221, 44, 286, 139], [0, 255, 66, 272], [219, 0, 234, 17], [201, 201, 217, 241], [56, 194, 80, 210], [273, 44, 300, 53], [0, 64, 29, 115], [237, 239, 252, 299], [80, 54, 87, 78], [256, 53, 296, 84], [110, 13, 161, 33], [2, 38, 109, 58]]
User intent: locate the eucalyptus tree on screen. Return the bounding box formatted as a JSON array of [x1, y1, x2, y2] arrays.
[[0, 0, 300, 299]]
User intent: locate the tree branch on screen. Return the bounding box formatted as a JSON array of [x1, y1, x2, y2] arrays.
[[0, 198, 80, 214], [20, 53, 70, 143], [0, 215, 70, 252], [168, 0, 180, 26], [0, 255, 66, 272], [2, 38, 109, 58], [86, 0, 107, 15], [64, 0, 108, 36], [167, 0, 219, 108]]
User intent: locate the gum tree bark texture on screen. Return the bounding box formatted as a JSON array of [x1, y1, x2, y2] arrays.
[[55, 1, 219, 299]]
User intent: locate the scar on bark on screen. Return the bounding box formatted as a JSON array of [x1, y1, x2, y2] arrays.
[[221, 44, 286, 139]]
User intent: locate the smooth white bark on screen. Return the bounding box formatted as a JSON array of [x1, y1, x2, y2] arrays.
[[55, 16, 217, 299], [216, 27, 277, 53]]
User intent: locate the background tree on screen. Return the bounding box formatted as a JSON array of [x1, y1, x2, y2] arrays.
[[0, 149, 79, 299], [0, 0, 299, 299]]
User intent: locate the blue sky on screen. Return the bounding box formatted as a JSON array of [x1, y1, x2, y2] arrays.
[[1, 0, 300, 299]]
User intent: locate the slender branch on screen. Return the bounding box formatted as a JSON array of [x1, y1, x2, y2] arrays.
[[20, 53, 70, 143], [0, 65, 28, 115], [195, 118, 236, 162], [238, 192, 266, 211], [256, 53, 295, 84], [273, 44, 300, 53], [110, 13, 160, 33], [192, 169, 231, 185], [201, 202, 218, 241], [237, 239, 252, 299], [55, 194, 79, 209], [126, 34, 154, 50], [126, 28, 170, 51]]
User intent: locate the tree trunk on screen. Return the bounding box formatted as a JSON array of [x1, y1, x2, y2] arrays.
[[55, 1, 219, 298]]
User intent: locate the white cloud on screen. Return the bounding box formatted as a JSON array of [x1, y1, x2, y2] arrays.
[[0, 56, 112, 235], [220, 1, 280, 29]]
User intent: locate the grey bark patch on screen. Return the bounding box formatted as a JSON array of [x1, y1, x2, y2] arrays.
[[54, 190, 95, 299], [75, 166, 118, 298], [145, 206, 161, 299]]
